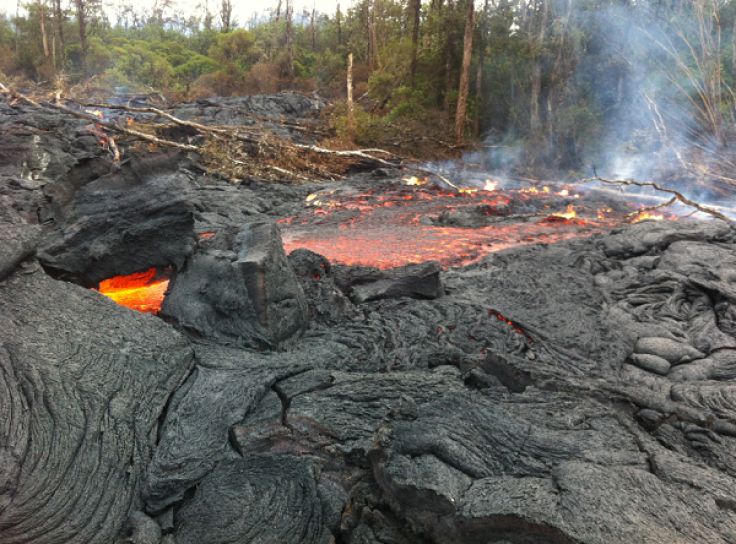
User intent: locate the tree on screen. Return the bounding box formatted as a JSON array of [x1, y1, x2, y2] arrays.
[[37, 0, 49, 60], [219, 0, 233, 33], [54, 0, 66, 67], [409, 0, 420, 87], [75, 0, 88, 76], [454, 0, 474, 145], [284, 0, 294, 81]]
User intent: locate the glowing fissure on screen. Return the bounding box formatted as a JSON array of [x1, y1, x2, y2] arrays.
[[96, 268, 169, 314]]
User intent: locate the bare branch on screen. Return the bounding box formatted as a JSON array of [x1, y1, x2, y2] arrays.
[[0, 82, 199, 151], [576, 176, 734, 223]]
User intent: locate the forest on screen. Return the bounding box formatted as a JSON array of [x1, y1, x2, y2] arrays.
[[1, 0, 735, 189]]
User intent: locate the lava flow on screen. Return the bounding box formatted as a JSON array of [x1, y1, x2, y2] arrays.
[[96, 268, 169, 314], [279, 180, 625, 269]]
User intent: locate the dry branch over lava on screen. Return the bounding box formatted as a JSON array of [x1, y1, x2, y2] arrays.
[[578, 175, 735, 224]]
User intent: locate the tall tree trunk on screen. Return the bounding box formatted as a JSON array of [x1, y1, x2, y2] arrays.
[[455, 0, 475, 145], [336, 3, 342, 45], [220, 0, 233, 32], [474, 0, 489, 137], [529, 0, 547, 131], [38, 0, 50, 60], [311, 7, 316, 52], [732, 10, 736, 84], [285, 0, 294, 83], [347, 52, 355, 143], [444, 0, 456, 117], [409, 0, 421, 87], [75, 0, 88, 78], [370, 0, 380, 70], [54, 0, 66, 67], [271, 0, 281, 61]]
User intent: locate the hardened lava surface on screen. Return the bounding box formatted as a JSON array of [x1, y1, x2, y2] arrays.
[[5, 92, 736, 544]]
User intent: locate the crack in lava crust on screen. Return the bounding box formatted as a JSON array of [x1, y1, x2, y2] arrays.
[[279, 183, 614, 269]]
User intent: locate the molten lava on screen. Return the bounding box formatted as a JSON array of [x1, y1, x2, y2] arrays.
[[632, 211, 665, 222], [280, 182, 613, 269], [97, 268, 169, 314], [553, 204, 577, 219]]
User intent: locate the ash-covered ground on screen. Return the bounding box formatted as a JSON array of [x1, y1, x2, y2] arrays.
[[3, 92, 736, 544]]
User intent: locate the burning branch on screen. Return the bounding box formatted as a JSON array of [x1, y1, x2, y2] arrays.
[[624, 196, 677, 220], [577, 175, 735, 223]]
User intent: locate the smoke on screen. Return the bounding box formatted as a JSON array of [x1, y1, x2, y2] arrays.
[[464, 0, 736, 208]]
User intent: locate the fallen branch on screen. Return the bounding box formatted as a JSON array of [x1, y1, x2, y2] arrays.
[[0, 82, 198, 151], [624, 196, 677, 219], [75, 100, 266, 139], [577, 175, 735, 223]]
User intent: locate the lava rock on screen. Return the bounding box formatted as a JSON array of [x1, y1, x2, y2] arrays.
[[0, 267, 193, 543], [173, 455, 332, 544], [0, 195, 40, 281], [348, 261, 443, 303], [37, 152, 197, 285], [121, 512, 162, 544], [435, 203, 514, 228], [630, 353, 672, 375], [289, 247, 331, 278], [634, 337, 704, 365], [143, 341, 351, 512], [161, 221, 308, 349]]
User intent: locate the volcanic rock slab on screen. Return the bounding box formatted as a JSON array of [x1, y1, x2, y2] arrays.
[[160, 221, 308, 349], [0, 266, 193, 544], [38, 152, 196, 285]]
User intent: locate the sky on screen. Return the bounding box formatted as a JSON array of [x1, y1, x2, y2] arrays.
[[0, 0, 345, 24]]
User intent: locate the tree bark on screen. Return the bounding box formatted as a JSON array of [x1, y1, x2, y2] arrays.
[[38, 0, 50, 60], [370, 0, 380, 70], [271, 0, 281, 61], [444, 0, 456, 116], [54, 0, 66, 67], [529, 0, 547, 131], [347, 52, 355, 143], [75, 0, 87, 78], [409, 0, 421, 87], [336, 3, 342, 45], [473, 0, 489, 137], [285, 0, 294, 82], [220, 0, 233, 32], [455, 0, 475, 145]]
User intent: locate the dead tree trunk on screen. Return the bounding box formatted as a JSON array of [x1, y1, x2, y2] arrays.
[[529, 0, 547, 131], [370, 0, 380, 70], [474, 0, 489, 137], [347, 52, 355, 143], [455, 0, 475, 145], [220, 0, 233, 32], [285, 0, 295, 83], [54, 0, 66, 67], [409, 0, 421, 87], [271, 0, 281, 62], [444, 0, 456, 118], [75, 0, 87, 78], [336, 3, 342, 45], [38, 0, 50, 60]]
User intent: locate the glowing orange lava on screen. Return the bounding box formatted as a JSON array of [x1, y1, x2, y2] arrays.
[[632, 211, 665, 222], [280, 184, 610, 269], [403, 176, 427, 186], [553, 204, 576, 219], [97, 268, 169, 314]]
